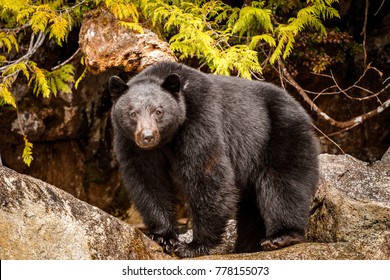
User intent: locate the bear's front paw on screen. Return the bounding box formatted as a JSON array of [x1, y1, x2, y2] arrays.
[[173, 241, 210, 258], [148, 233, 178, 254]]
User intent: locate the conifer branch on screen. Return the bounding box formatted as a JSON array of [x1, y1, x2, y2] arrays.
[[0, 23, 29, 33], [0, 32, 46, 72]]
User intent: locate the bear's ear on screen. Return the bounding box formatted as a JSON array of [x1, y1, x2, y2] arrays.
[[161, 73, 181, 98], [109, 76, 128, 101]]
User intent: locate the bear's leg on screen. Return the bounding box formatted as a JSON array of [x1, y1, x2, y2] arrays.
[[120, 151, 180, 253], [173, 155, 237, 258], [125, 175, 180, 253], [235, 194, 266, 253], [256, 169, 311, 251]]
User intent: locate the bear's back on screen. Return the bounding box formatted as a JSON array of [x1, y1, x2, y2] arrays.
[[199, 73, 316, 185]]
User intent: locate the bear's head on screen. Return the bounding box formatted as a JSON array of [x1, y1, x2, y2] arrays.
[[109, 73, 186, 149]]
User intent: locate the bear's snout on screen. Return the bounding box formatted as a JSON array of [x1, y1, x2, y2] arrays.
[[135, 128, 160, 149], [141, 130, 155, 144]]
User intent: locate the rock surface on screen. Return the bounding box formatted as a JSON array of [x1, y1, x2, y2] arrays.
[[0, 153, 389, 259], [0, 166, 171, 260], [307, 153, 390, 242], [79, 8, 176, 74]]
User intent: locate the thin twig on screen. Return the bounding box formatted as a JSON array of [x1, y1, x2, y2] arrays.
[[374, 0, 385, 16], [361, 0, 369, 66], [327, 69, 383, 104], [323, 123, 360, 138], [0, 24, 29, 33], [312, 123, 345, 154], [51, 48, 81, 71], [306, 65, 387, 104], [278, 60, 390, 130], [277, 60, 285, 90], [55, 0, 87, 13]]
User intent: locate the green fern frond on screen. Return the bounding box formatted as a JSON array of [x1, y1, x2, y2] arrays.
[[0, 0, 28, 15], [283, 35, 296, 60], [249, 34, 276, 50], [232, 3, 273, 37], [308, 0, 340, 20], [46, 0, 67, 10], [15, 6, 34, 25], [270, 33, 287, 64], [105, 0, 139, 21], [49, 14, 70, 46], [270, 0, 340, 64], [75, 67, 88, 90], [29, 5, 53, 33], [22, 136, 33, 167], [2, 62, 30, 80], [46, 64, 75, 96], [28, 62, 51, 98], [213, 45, 262, 79], [0, 56, 6, 65], [118, 21, 144, 34], [0, 83, 16, 108], [0, 32, 19, 52]]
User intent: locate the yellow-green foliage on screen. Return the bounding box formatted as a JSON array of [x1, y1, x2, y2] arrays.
[[270, 0, 340, 63], [0, 31, 18, 52], [0, 0, 141, 166], [141, 0, 262, 78], [0, 0, 340, 167], [141, 0, 340, 78], [22, 136, 33, 167]]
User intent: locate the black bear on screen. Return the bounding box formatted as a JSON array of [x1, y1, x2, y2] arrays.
[[109, 61, 319, 258]]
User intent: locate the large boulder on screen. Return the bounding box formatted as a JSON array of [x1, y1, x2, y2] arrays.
[[306, 153, 390, 259], [0, 166, 171, 260], [78, 8, 176, 74]]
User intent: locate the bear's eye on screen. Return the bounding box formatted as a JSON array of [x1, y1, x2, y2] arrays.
[[130, 111, 137, 118], [155, 109, 163, 117]]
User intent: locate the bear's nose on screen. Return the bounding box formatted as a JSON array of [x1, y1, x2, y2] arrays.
[[141, 130, 155, 144]]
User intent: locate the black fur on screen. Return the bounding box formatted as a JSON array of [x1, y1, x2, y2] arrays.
[[109, 61, 319, 258]]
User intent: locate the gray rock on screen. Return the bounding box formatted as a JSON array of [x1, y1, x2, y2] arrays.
[[0, 166, 171, 260], [307, 154, 390, 246]]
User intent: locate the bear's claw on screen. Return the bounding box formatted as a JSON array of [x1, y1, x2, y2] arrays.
[[149, 233, 178, 254], [173, 241, 210, 258], [260, 234, 305, 251]]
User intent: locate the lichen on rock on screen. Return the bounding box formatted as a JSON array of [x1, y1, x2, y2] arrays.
[[0, 166, 171, 260]]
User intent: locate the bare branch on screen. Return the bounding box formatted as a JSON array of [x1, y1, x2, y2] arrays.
[[0, 24, 29, 33], [278, 60, 390, 130], [361, 0, 369, 66], [51, 48, 81, 71], [312, 123, 345, 154], [374, 0, 386, 16], [308, 64, 386, 103], [0, 32, 46, 72]]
